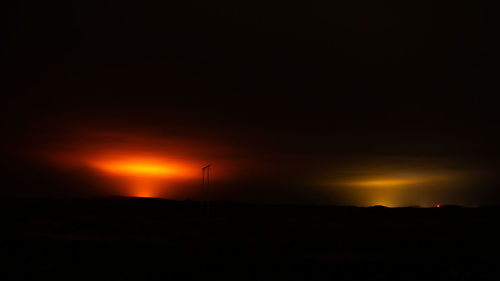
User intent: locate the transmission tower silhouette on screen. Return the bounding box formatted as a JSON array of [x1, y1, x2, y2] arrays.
[[201, 164, 211, 215]]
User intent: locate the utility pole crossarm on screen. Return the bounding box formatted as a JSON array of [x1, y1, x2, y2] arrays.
[[201, 164, 211, 215], [202, 164, 211, 192]]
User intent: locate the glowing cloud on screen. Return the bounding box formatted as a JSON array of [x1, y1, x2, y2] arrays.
[[343, 178, 420, 188], [89, 159, 191, 178], [83, 156, 198, 197], [83, 156, 199, 198], [321, 159, 474, 207], [36, 131, 222, 199]]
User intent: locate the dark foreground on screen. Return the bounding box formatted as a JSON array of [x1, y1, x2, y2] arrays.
[[2, 198, 500, 280]]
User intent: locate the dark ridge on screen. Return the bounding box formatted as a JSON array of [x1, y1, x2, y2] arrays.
[[2, 197, 500, 280]]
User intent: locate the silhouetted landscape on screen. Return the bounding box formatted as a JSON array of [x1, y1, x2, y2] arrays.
[[3, 197, 500, 280], [2, 1, 499, 279]]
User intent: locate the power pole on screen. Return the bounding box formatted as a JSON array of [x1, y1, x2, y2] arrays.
[[202, 164, 211, 214]]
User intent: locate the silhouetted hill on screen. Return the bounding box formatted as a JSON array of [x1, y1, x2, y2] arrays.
[[2, 197, 500, 280]]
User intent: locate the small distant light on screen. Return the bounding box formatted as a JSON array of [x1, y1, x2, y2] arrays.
[[436, 204, 440, 208]]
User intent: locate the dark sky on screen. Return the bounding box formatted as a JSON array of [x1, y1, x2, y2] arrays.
[[1, 0, 499, 206]]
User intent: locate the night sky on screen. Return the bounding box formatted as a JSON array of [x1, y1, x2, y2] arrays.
[[2, 0, 498, 206]]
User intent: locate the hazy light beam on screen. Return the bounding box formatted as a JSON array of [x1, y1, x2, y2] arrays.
[[343, 178, 420, 188]]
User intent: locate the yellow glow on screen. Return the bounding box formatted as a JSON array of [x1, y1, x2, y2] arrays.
[[346, 178, 419, 188]]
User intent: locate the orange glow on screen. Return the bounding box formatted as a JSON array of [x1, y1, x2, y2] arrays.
[[33, 129, 245, 200], [122, 177, 169, 198], [89, 159, 191, 178], [82, 155, 201, 198], [35, 131, 230, 199], [84, 156, 199, 198]]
